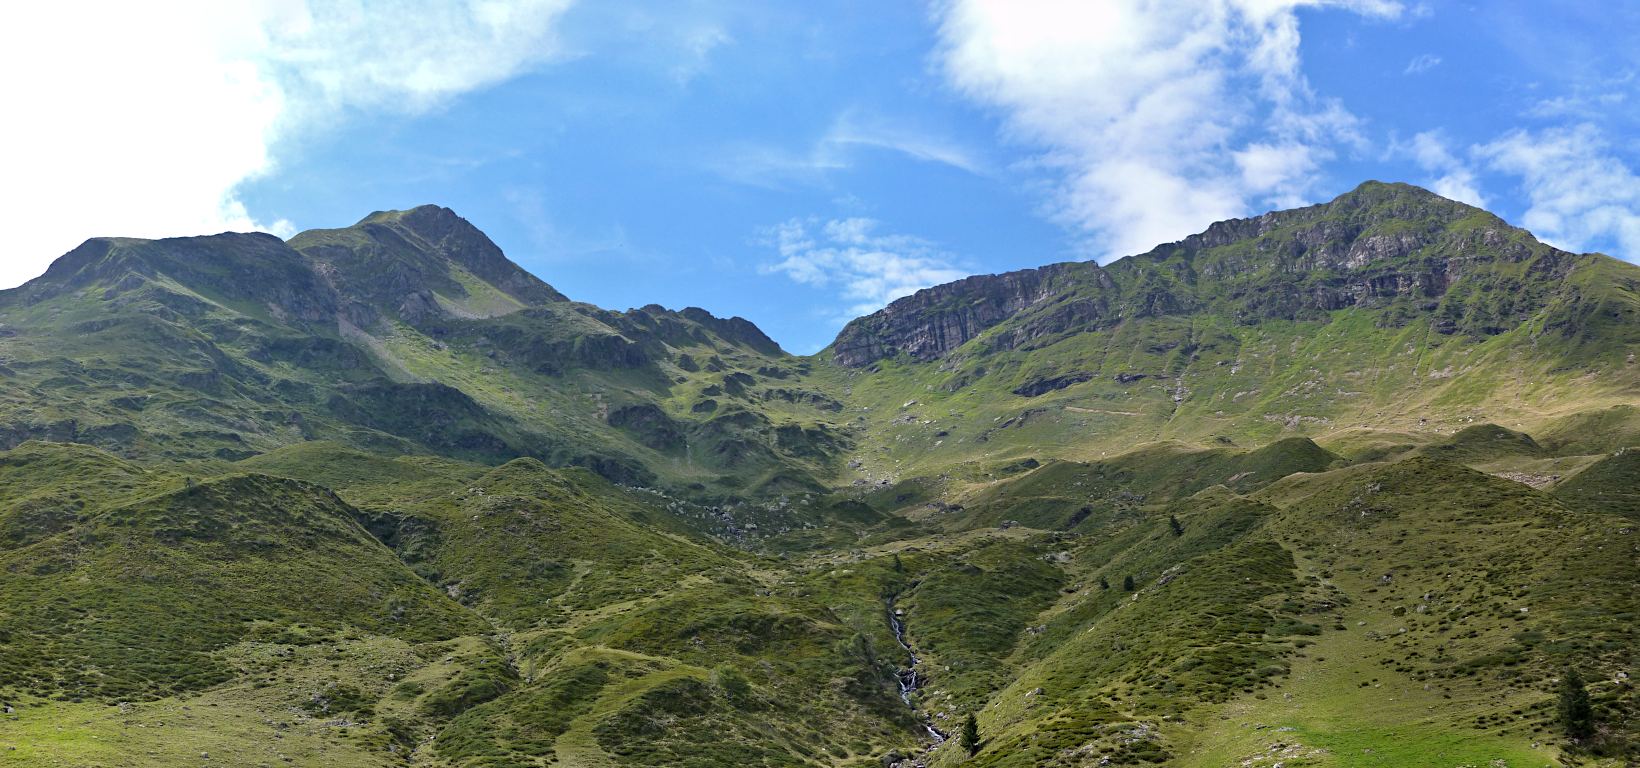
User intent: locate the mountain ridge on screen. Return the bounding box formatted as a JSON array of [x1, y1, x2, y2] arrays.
[[0, 180, 1636, 767], [12, 181, 1624, 369], [830, 181, 1616, 368], [2, 181, 1636, 491]]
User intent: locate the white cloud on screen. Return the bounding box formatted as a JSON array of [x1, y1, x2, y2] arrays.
[[760, 218, 969, 318], [1477, 124, 1640, 258], [667, 25, 732, 85], [1402, 131, 1488, 208], [1397, 126, 1640, 260], [0, 0, 573, 289], [707, 142, 851, 188], [824, 112, 990, 175], [1526, 88, 1631, 121], [1234, 142, 1324, 209], [564, 6, 733, 86], [707, 111, 987, 187], [932, 0, 1401, 260], [1403, 53, 1441, 74]]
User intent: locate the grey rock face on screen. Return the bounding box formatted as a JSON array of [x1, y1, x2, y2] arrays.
[[832, 263, 1088, 367], [829, 182, 1583, 367]]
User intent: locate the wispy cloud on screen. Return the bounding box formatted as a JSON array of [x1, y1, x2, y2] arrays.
[[1403, 53, 1442, 74], [759, 218, 969, 318], [931, 0, 1403, 262], [670, 25, 733, 85], [1477, 124, 1640, 258], [562, 6, 735, 86], [707, 111, 987, 187], [824, 112, 990, 175], [705, 142, 852, 189], [1524, 80, 1632, 121], [0, 1, 574, 289]]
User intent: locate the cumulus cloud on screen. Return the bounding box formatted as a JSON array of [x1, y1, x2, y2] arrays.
[[932, 0, 1402, 261], [760, 218, 968, 318], [1477, 124, 1640, 258], [0, 0, 573, 289], [1402, 131, 1488, 208]]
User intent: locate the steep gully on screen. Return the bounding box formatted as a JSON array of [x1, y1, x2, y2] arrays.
[[886, 591, 949, 745]]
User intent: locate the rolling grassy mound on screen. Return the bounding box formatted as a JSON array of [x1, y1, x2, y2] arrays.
[[0, 445, 481, 704], [1552, 448, 1640, 519]]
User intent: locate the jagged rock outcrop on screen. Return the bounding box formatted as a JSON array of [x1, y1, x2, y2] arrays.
[[607, 403, 686, 452], [831, 182, 1592, 367], [832, 263, 1091, 366], [677, 307, 785, 356], [1013, 371, 1094, 397], [607, 304, 785, 358]]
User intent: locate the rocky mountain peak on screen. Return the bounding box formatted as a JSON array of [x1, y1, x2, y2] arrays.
[[1175, 181, 1502, 265], [830, 182, 1577, 368], [289, 205, 565, 326], [353, 205, 566, 305]]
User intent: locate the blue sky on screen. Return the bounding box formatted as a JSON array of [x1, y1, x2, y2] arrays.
[[4, 1, 1638, 353]]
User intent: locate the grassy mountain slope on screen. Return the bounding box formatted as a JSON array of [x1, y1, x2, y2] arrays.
[[0, 441, 927, 768], [907, 457, 1637, 767], [0, 208, 849, 494], [943, 437, 1343, 530], [1552, 448, 1640, 519], [0, 182, 1636, 767], [824, 182, 1640, 485], [0, 442, 482, 706]]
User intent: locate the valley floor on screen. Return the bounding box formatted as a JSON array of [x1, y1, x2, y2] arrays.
[[1, 430, 1636, 768]]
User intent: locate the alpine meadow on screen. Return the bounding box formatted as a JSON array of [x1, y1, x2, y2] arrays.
[[2, 3, 1639, 768]]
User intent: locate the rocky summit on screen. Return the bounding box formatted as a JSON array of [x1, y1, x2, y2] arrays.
[[834, 182, 1609, 367], [0, 182, 1636, 768]]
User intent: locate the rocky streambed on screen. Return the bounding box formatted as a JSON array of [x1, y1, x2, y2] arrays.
[[886, 594, 948, 746]]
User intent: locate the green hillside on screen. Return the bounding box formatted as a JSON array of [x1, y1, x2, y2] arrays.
[[0, 183, 1635, 766]]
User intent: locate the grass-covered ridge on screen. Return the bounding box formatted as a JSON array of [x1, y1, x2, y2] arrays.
[[0, 446, 482, 704], [0, 182, 1636, 766]]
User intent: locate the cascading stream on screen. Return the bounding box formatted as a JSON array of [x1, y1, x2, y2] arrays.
[[886, 594, 948, 744]]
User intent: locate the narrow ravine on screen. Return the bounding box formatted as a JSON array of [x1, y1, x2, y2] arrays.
[[886, 593, 948, 745]]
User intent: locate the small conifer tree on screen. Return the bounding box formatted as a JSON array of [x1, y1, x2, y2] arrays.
[[961, 712, 980, 756], [1123, 574, 1136, 591], [1098, 576, 1110, 591], [1559, 669, 1594, 741], [1169, 514, 1184, 536]]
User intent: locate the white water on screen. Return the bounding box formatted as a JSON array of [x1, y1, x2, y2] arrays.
[[887, 598, 947, 744]]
